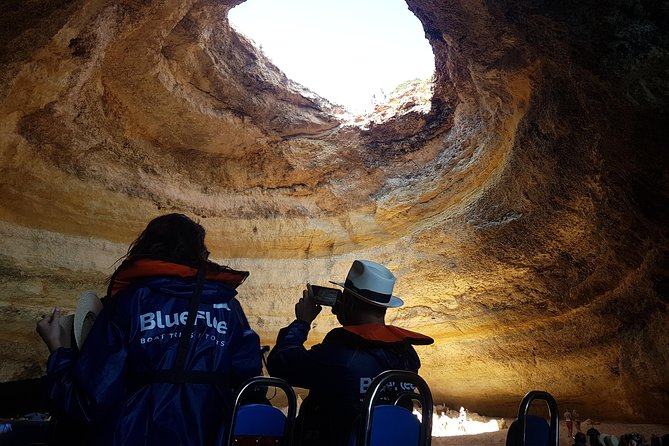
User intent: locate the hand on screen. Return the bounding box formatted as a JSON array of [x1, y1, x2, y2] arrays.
[[295, 284, 322, 324], [36, 307, 63, 353]]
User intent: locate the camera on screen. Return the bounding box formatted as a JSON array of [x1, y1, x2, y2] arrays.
[[310, 285, 341, 306]]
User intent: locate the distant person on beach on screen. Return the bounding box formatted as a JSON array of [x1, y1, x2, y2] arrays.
[[458, 406, 467, 432], [573, 408, 582, 432], [267, 259, 434, 446], [565, 409, 574, 438], [36, 213, 262, 445]]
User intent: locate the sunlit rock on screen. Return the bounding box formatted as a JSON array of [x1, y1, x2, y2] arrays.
[[0, 0, 667, 423]]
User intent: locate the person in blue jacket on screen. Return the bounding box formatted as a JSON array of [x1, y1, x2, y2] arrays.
[[36, 213, 262, 445], [267, 259, 434, 446]]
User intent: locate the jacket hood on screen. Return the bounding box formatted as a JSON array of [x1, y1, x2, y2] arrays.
[[108, 257, 249, 297]]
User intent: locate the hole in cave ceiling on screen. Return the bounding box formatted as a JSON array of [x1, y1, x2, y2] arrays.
[[228, 0, 435, 115]]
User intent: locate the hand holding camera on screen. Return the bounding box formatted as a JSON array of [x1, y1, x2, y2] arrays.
[[310, 285, 341, 306], [294, 284, 321, 324], [295, 284, 342, 324]]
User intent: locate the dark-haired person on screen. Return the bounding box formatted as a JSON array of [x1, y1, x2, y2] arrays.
[[587, 427, 602, 446], [574, 433, 588, 446], [621, 433, 645, 446], [267, 260, 434, 446], [36, 213, 261, 445]]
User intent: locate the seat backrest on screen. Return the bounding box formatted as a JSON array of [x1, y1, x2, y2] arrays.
[[233, 404, 287, 436], [367, 405, 420, 446], [355, 370, 433, 446], [225, 376, 297, 446], [507, 415, 550, 446], [505, 390, 559, 446]]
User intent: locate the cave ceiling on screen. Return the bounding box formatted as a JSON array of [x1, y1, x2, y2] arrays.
[[0, 0, 668, 422]]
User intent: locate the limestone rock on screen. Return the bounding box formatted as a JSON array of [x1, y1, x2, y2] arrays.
[[0, 0, 667, 422]]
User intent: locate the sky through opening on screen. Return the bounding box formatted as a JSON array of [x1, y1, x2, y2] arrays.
[[228, 0, 435, 113]]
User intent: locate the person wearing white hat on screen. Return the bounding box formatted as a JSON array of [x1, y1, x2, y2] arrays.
[[267, 259, 434, 446]]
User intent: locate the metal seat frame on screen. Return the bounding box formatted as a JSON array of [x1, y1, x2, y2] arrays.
[[355, 370, 433, 446], [514, 390, 559, 446], [225, 376, 297, 446]]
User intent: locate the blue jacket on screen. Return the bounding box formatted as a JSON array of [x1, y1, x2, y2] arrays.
[[267, 320, 433, 446], [46, 258, 262, 445]]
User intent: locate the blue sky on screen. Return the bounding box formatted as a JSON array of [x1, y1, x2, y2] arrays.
[[228, 0, 435, 112]]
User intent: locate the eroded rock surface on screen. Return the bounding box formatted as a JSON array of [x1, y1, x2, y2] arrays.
[[1, 0, 668, 422]]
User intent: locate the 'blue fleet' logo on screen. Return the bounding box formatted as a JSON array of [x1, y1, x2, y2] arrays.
[[139, 310, 228, 334]]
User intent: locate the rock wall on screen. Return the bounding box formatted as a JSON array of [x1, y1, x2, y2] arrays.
[[0, 0, 667, 422]]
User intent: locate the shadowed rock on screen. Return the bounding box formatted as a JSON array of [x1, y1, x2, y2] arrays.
[[0, 0, 667, 422]]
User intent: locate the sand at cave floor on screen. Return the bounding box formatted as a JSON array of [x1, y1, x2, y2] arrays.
[[431, 422, 669, 446]]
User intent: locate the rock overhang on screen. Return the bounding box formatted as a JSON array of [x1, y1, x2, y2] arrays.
[[0, 0, 668, 422]]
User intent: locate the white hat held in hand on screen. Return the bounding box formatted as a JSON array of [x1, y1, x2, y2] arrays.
[[58, 290, 103, 349], [74, 290, 103, 349]]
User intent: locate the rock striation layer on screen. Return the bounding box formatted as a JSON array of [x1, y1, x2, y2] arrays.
[[1, 0, 668, 422]]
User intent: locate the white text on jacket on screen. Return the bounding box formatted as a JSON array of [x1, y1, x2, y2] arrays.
[[139, 310, 228, 334]]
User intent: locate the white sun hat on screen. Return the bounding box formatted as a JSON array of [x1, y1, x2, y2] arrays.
[[330, 260, 404, 308], [58, 313, 75, 348], [74, 290, 103, 349]]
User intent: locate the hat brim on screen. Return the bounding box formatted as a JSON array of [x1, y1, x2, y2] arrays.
[[74, 291, 103, 349], [59, 314, 75, 349], [329, 281, 403, 308]]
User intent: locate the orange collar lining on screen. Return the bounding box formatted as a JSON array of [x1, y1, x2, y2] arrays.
[[110, 258, 248, 297], [343, 324, 434, 345]]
